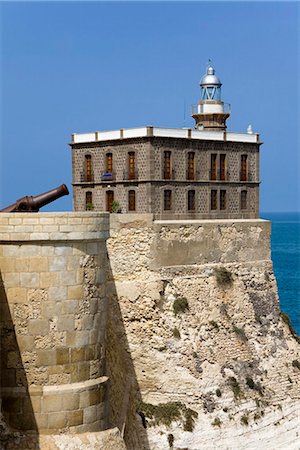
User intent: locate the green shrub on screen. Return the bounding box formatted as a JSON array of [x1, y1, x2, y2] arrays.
[[214, 267, 233, 287], [292, 360, 300, 370], [173, 297, 189, 316], [86, 202, 94, 211], [233, 325, 248, 342], [211, 417, 222, 427], [228, 377, 242, 399], [241, 414, 249, 426], [280, 312, 300, 343], [216, 389, 222, 397], [209, 320, 219, 331], [254, 412, 261, 422], [192, 351, 198, 358], [246, 377, 263, 395], [136, 401, 198, 431], [172, 327, 181, 339], [111, 200, 121, 213]]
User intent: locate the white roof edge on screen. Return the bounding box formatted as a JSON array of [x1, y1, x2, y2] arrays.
[[72, 126, 260, 144]]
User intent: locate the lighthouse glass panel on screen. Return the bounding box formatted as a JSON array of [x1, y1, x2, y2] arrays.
[[201, 86, 221, 101]]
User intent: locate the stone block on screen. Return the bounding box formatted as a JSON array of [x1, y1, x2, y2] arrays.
[[3, 272, 20, 288], [43, 395, 63, 413], [59, 271, 77, 286], [29, 257, 48, 272], [48, 287, 67, 301], [17, 335, 34, 351], [83, 405, 98, 424], [35, 412, 48, 429], [40, 272, 59, 288], [68, 409, 83, 426], [78, 362, 90, 382], [54, 245, 73, 256], [7, 287, 27, 303], [62, 394, 79, 411], [48, 411, 67, 429], [37, 349, 56, 366], [0, 257, 15, 272], [20, 272, 39, 288], [30, 395, 41, 413], [71, 347, 85, 363], [56, 347, 70, 365], [57, 315, 75, 332], [75, 331, 89, 347], [89, 388, 101, 406], [62, 300, 78, 315], [49, 257, 66, 272], [79, 391, 90, 409], [28, 319, 49, 336]]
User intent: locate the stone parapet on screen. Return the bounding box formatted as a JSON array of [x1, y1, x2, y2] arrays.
[[0, 212, 109, 434]]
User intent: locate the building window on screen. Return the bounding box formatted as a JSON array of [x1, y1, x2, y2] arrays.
[[211, 189, 217, 210], [188, 190, 195, 211], [187, 152, 195, 180], [106, 190, 114, 213], [220, 190, 226, 210], [220, 154, 226, 181], [128, 190, 136, 211], [240, 155, 248, 181], [85, 191, 93, 210], [85, 155, 92, 182], [241, 190, 247, 210], [106, 153, 113, 173], [128, 152, 136, 180], [163, 151, 171, 179], [164, 190, 172, 210], [210, 154, 217, 180]]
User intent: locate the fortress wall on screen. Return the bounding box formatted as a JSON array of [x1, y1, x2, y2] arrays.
[[107, 214, 300, 449], [0, 212, 109, 434]]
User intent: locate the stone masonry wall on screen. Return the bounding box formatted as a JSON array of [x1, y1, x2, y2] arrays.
[[0, 213, 109, 435]]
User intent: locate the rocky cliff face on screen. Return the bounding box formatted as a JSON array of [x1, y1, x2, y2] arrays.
[[107, 215, 300, 450]]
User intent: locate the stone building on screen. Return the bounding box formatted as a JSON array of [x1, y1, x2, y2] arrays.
[[71, 63, 261, 219]]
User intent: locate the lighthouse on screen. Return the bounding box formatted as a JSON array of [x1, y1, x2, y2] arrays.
[[192, 61, 230, 131]]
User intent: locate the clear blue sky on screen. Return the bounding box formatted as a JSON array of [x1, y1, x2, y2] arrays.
[[0, 1, 299, 212]]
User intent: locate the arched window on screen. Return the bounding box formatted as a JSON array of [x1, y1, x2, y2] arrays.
[[85, 155, 92, 182], [128, 152, 136, 180], [128, 190, 136, 211], [85, 191, 93, 210], [106, 153, 113, 173], [164, 190, 172, 211], [188, 190, 195, 211], [187, 152, 195, 180], [106, 190, 114, 213]]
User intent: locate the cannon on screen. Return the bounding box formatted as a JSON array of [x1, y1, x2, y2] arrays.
[[0, 184, 69, 212]]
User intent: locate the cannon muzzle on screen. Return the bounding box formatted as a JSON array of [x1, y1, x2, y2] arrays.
[[0, 184, 69, 212]]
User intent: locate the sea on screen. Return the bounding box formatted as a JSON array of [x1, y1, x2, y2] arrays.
[[261, 212, 300, 335]]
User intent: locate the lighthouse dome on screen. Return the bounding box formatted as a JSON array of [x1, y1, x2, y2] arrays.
[[200, 64, 222, 87]]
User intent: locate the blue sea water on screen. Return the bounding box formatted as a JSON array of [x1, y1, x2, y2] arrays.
[[261, 212, 300, 335]]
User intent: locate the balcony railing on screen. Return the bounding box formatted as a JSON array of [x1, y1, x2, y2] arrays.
[[80, 172, 94, 182], [101, 171, 116, 182], [123, 169, 138, 181]]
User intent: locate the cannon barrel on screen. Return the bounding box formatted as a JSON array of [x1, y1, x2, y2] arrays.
[[0, 184, 69, 212]]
